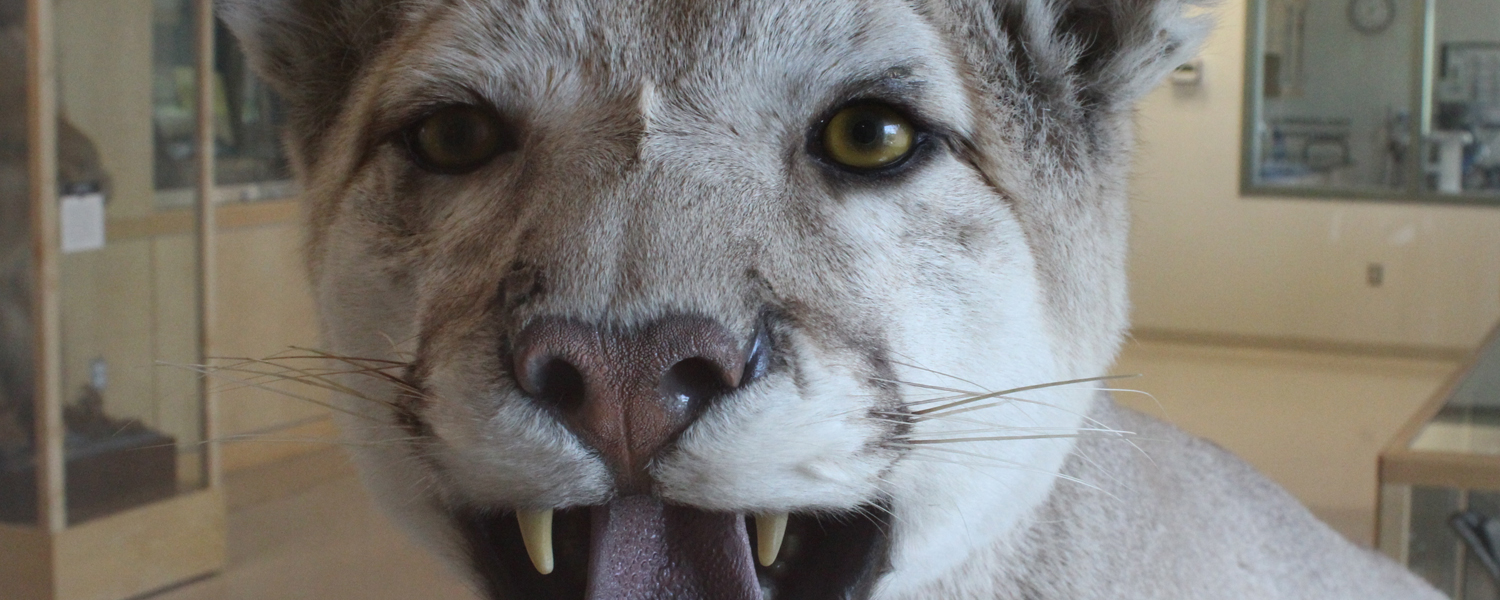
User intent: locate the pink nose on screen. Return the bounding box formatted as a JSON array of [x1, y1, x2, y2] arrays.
[[511, 315, 749, 491]]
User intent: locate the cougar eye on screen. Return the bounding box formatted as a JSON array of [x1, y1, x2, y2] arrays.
[[405, 104, 511, 174], [820, 103, 916, 170]]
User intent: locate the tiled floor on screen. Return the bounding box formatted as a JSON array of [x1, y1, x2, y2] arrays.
[[152, 454, 477, 600], [147, 340, 1461, 598]]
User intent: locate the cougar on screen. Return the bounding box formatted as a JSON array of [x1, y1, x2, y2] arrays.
[[219, 1, 1444, 598]]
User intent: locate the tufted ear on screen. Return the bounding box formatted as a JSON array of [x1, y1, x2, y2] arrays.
[[216, 0, 412, 159], [1054, 0, 1213, 108], [943, 0, 1212, 118]]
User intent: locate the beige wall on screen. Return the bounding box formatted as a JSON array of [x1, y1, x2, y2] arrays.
[[1128, 0, 1500, 351], [213, 219, 329, 441]]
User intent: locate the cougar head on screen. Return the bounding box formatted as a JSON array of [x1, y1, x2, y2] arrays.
[[221, 0, 1207, 598]]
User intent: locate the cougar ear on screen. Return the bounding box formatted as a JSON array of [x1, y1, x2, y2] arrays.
[[1052, 0, 1214, 108], [216, 0, 409, 158], [948, 0, 1212, 116]]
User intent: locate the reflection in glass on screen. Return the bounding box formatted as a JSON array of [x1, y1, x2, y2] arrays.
[[1248, 0, 1500, 199], [1410, 486, 1462, 596], [1252, 0, 1416, 191], [1466, 492, 1500, 600], [213, 19, 292, 201], [155, 16, 294, 208], [1427, 0, 1500, 194], [1410, 330, 1500, 454], [40, 0, 207, 524], [0, 0, 35, 524], [153, 0, 198, 193]]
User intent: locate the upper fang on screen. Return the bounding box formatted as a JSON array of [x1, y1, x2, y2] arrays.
[[755, 513, 789, 567], [516, 509, 555, 575]]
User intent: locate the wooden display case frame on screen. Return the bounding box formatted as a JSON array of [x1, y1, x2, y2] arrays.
[[1378, 321, 1500, 565], [0, 0, 226, 598]]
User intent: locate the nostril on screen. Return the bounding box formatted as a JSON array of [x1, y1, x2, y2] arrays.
[[508, 314, 764, 487], [658, 357, 735, 421], [525, 357, 587, 414]]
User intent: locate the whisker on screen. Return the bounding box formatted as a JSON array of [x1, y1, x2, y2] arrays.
[[1098, 386, 1167, 414], [889, 398, 1147, 458], [289, 346, 423, 392], [203, 353, 410, 383], [285, 347, 411, 366], [875, 379, 979, 397], [207, 434, 426, 448], [193, 348, 427, 411], [825, 391, 974, 420], [900, 432, 1130, 445], [907, 374, 1140, 414], [887, 358, 989, 393], [194, 362, 402, 409], [167, 362, 385, 423], [915, 392, 1087, 421], [376, 331, 420, 362], [897, 425, 1136, 437]]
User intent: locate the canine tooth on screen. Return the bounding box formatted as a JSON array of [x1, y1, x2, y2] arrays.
[[754, 513, 789, 567], [516, 509, 555, 574]]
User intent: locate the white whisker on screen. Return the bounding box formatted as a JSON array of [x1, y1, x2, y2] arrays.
[[887, 357, 990, 392], [907, 374, 1139, 414], [901, 433, 1126, 445]]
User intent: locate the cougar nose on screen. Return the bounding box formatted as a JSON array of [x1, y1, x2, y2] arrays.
[[511, 315, 752, 491]]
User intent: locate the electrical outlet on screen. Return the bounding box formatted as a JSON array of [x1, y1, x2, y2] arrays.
[[1367, 263, 1384, 287]]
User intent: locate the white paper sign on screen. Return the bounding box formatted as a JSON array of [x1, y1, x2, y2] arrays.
[[59, 193, 106, 254]]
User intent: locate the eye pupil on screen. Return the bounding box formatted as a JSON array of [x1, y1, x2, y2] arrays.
[[432, 118, 481, 152], [850, 119, 881, 146], [821, 103, 916, 170]]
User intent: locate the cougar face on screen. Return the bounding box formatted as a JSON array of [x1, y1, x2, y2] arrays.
[[222, 0, 1207, 597]]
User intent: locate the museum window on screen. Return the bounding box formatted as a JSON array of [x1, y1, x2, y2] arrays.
[[1243, 0, 1500, 202]]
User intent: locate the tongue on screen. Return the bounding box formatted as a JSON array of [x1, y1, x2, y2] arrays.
[[586, 496, 762, 600]]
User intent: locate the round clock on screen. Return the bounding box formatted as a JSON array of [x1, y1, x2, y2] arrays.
[[1348, 0, 1395, 34]]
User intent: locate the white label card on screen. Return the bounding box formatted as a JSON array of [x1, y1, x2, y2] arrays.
[[59, 193, 107, 254]]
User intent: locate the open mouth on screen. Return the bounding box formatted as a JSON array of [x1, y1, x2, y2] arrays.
[[454, 497, 891, 600]]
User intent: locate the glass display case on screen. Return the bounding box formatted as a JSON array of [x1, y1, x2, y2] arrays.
[[0, 0, 226, 598], [1380, 322, 1500, 599], [154, 9, 295, 208], [1243, 0, 1500, 201]]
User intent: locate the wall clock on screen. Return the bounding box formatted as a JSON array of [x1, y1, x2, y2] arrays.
[[1348, 0, 1396, 34]]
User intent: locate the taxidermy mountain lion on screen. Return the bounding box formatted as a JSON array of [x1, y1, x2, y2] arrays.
[[219, 0, 1444, 597]]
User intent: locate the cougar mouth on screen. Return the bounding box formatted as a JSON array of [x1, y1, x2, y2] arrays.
[[454, 497, 891, 600]]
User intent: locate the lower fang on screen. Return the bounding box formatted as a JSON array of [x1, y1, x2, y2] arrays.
[[755, 513, 789, 567]]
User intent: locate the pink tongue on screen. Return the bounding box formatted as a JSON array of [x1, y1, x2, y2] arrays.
[[586, 496, 762, 600]]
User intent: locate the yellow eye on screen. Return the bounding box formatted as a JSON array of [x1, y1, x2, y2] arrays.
[[821, 103, 916, 170], [407, 105, 510, 174]]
